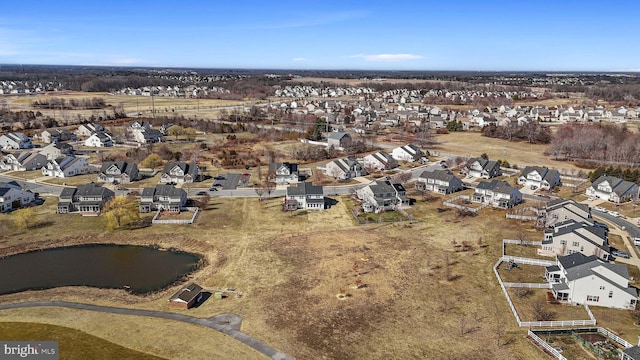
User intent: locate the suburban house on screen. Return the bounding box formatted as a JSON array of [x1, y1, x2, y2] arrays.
[[472, 180, 522, 208], [168, 283, 204, 309], [56, 183, 115, 215], [0, 181, 35, 212], [0, 132, 33, 150], [362, 151, 399, 171], [283, 182, 325, 211], [268, 162, 299, 184], [74, 123, 105, 138], [415, 168, 464, 194], [139, 184, 187, 213], [0, 151, 47, 171], [41, 156, 91, 178], [391, 144, 424, 162], [327, 132, 352, 148], [356, 180, 409, 213], [84, 132, 113, 147], [517, 166, 561, 190], [545, 253, 637, 309], [98, 161, 140, 184], [323, 158, 367, 180], [462, 158, 502, 179], [128, 120, 163, 143], [39, 142, 74, 160], [543, 198, 592, 228], [40, 128, 74, 144], [539, 220, 610, 261], [160, 161, 199, 184], [586, 175, 639, 203]]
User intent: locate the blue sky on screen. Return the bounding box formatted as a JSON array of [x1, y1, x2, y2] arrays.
[[1, 0, 638, 71]]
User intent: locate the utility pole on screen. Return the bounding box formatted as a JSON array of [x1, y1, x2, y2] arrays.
[[151, 87, 155, 119]]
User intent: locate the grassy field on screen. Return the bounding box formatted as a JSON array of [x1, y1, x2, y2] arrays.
[[0, 322, 166, 360]]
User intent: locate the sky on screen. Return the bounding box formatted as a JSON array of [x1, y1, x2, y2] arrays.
[[1, 0, 639, 71]]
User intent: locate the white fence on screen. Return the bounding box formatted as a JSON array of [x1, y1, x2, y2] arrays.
[[506, 206, 542, 221], [528, 330, 568, 360], [442, 195, 489, 212], [503, 239, 543, 246], [503, 282, 551, 289], [597, 327, 632, 348], [151, 207, 199, 224], [494, 255, 596, 328]]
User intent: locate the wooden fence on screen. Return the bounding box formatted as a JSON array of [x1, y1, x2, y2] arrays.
[[152, 207, 199, 224], [506, 206, 542, 221], [442, 195, 489, 212]]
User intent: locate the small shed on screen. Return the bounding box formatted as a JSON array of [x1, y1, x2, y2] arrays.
[[168, 283, 203, 309]]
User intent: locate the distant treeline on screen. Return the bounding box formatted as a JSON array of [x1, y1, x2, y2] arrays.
[[32, 97, 106, 110], [588, 166, 640, 184], [481, 122, 552, 144], [546, 124, 640, 166]]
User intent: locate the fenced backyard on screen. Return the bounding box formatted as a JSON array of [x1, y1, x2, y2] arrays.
[[506, 206, 542, 221], [442, 195, 488, 212], [151, 207, 199, 224], [528, 327, 632, 360]]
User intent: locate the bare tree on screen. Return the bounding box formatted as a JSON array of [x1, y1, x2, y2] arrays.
[[531, 300, 555, 321]]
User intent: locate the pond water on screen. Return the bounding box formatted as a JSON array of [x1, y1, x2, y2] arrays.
[[0, 244, 201, 295]]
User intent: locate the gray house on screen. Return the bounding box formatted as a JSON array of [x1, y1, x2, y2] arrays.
[[0, 151, 47, 171], [473, 180, 522, 208], [323, 158, 367, 180], [416, 169, 464, 194], [543, 198, 592, 228], [356, 180, 409, 213], [0, 181, 35, 212], [98, 161, 140, 184], [327, 132, 352, 148], [57, 183, 115, 215], [139, 184, 187, 213], [362, 151, 398, 171]]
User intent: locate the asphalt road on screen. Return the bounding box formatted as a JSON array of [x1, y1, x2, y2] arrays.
[[593, 211, 640, 239], [0, 175, 64, 197], [0, 301, 292, 360]]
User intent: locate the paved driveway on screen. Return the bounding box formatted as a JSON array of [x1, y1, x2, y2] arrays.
[[0, 301, 292, 360]]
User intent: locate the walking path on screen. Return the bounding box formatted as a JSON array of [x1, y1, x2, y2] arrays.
[[0, 301, 292, 360]]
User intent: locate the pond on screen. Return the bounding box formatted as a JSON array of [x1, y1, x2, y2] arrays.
[[0, 244, 202, 295]]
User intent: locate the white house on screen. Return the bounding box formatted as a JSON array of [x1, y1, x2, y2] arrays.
[[0, 181, 35, 212], [74, 123, 105, 138], [41, 156, 91, 178], [545, 253, 637, 309], [159, 161, 199, 184], [472, 180, 522, 208], [517, 166, 561, 190], [268, 162, 299, 184], [84, 132, 113, 147], [0, 151, 47, 171], [462, 158, 502, 179], [283, 182, 325, 211], [362, 151, 398, 171], [543, 198, 592, 228], [586, 176, 639, 203], [0, 132, 33, 150], [391, 144, 424, 162]]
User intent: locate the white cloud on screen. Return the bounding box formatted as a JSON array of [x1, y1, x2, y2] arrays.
[[292, 57, 308, 62], [348, 53, 423, 62]]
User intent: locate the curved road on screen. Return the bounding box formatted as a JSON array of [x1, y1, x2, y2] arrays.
[[0, 301, 292, 360]]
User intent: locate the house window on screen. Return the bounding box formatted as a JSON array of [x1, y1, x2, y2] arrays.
[[560, 240, 567, 245], [608, 291, 613, 299], [599, 286, 605, 290], [587, 295, 599, 302], [572, 241, 579, 247]]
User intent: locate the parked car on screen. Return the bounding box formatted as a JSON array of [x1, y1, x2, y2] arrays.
[[196, 191, 207, 196], [594, 206, 607, 212], [209, 187, 218, 191], [633, 237, 640, 246], [587, 196, 595, 201], [212, 183, 223, 187], [608, 211, 621, 217], [612, 250, 630, 259], [213, 175, 226, 180], [593, 221, 609, 230]]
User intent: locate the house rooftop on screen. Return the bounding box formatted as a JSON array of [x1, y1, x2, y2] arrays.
[[169, 283, 203, 303]]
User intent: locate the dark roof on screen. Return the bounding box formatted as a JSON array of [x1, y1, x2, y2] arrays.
[[169, 283, 203, 303], [75, 183, 114, 198], [142, 184, 186, 198], [476, 180, 517, 195], [100, 161, 138, 176], [622, 346, 640, 359], [591, 175, 638, 197], [268, 162, 298, 174], [368, 180, 397, 195], [287, 182, 323, 196], [328, 132, 351, 140], [419, 168, 458, 182], [558, 252, 598, 271], [163, 161, 198, 176]]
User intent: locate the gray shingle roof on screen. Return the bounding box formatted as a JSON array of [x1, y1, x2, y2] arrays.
[[286, 182, 323, 196]]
